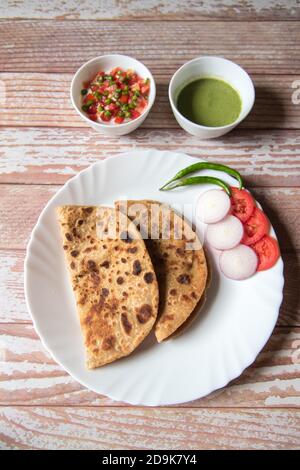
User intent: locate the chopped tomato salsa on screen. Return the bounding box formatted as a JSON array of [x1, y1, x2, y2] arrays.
[[81, 67, 150, 124]]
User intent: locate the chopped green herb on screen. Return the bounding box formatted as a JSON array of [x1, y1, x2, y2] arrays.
[[85, 99, 94, 107]]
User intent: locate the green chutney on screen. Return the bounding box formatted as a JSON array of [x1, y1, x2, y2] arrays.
[[177, 77, 242, 127]]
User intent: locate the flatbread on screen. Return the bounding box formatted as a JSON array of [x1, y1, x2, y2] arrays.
[[115, 200, 208, 342], [169, 251, 211, 339], [56, 205, 159, 368]]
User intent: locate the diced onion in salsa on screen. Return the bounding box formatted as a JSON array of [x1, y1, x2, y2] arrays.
[[81, 67, 150, 124]]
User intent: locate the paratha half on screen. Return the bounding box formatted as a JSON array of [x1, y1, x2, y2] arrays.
[[115, 200, 208, 342], [56, 205, 159, 368]]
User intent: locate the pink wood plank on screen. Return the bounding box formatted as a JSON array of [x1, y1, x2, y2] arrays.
[[0, 128, 300, 186], [0, 406, 299, 449], [0, 21, 299, 74], [0, 324, 299, 407]]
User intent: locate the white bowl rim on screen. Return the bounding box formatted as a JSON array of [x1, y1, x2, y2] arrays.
[[70, 54, 156, 129], [168, 55, 255, 131]]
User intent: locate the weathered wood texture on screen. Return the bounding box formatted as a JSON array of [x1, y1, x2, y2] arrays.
[[1, 73, 299, 129], [0, 185, 299, 251], [0, 406, 299, 450], [1, 2, 300, 450], [0, 21, 299, 74], [0, 324, 299, 408], [0, 248, 298, 325], [1, 0, 300, 21], [1, 128, 300, 186]]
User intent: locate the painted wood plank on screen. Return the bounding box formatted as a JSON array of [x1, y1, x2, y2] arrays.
[[0, 184, 299, 251], [1, 128, 300, 186], [0, 21, 300, 74], [0, 249, 298, 325], [0, 324, 299, 408], [1, 0, 299, 21], [0, 406, 299, 449], [0, 73, 299, 129]]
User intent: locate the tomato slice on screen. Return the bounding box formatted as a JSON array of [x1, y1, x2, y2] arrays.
[[231, 187, 255, 223], [115, 115, 124, 124], [87, 103, 98, 115], [141, 84, 150, 95], [88, 114, 98, 121], [252, 236, 280, 271], [119, 94, 129, 104], [100, 112, 111, 122], [130, 110, 141, 120], [241, 207, 269, 245]]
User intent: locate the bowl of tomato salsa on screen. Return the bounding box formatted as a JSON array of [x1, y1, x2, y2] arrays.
[[71, 55, 156, 136]]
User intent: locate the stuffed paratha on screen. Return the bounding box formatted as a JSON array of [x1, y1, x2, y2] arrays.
[[57, 205, 159, 368], [115, 200, 207, 342]]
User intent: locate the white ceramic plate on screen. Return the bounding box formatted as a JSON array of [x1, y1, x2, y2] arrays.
[[25, 150, 284, 406]]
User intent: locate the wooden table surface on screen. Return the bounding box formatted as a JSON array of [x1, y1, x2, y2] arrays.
[[1, 0, 300, 450]]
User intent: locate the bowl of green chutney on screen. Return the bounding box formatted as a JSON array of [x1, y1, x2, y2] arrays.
[[169, 56, 255, 139]]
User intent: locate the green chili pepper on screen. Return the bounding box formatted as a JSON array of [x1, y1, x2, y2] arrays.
[[161, 176, 231, 196], [160, 162, 243, 190], [104, 110, 111, 117], [81, 89, 88, 95], [105, 98, 112, 105]]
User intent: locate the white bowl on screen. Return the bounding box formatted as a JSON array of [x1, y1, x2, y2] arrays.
[[169, 56, 255, 139], [70, 54, 156, 136]]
